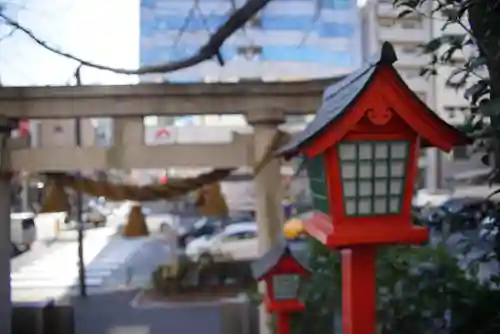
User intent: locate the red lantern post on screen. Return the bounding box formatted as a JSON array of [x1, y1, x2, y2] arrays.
[[252, 240, 311, 334], [278, 42, 471, 334]]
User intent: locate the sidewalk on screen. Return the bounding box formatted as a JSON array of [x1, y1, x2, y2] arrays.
[[11, 228, 118, 302], [72, 289, 234, 334]]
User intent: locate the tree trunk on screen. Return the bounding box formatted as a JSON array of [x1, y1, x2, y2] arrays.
[[469, 2, 500, 177]]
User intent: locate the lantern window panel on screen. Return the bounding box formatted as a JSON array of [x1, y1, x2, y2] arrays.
[[339, 143, 356, 160], [338, 140, 410, 216], [358, 197, 371, 214], [359, 143, 372, 160], [306, 155, 330, 214], [311, 193, 330, 214], [272, 274, 301, 300], [345, 199, 357, 215], [359, 164, 371, 178], [341, 162, 357, 179]]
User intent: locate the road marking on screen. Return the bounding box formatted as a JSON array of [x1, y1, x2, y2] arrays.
[[11, 232, 150, 290]]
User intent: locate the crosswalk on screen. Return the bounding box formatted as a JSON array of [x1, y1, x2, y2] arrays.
[[11, 228, 150, 291]]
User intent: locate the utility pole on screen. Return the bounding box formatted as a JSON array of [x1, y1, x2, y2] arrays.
[[75, 66, 86, 297]]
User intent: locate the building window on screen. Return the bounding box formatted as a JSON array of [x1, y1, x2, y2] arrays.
[[444, 106, 456, 119], [400, 19, 422, 29], [379, 18, 394, 28], [403, 69, 421, 79], [443, 106, 469, 119], [452, 146, 468, 160], [204, 76, 219, 83], [237, 46, 262, 60], [144, 116, 159, 127], [401, 44, 419, 54], [459, 106, 470, 114]]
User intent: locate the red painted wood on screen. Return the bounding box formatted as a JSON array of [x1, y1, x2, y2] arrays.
[[378, 66, 470, 150], [302, 81, 380, 158], [342, 246, 377, 334], [277, 312, 291, 334], [300, 66, 469, 160]]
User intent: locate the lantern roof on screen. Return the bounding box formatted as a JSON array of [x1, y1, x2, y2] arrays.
[[277, 41, 471, 158], [251, 239, 311, 280]]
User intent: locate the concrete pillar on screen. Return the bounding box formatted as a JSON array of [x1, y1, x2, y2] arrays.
[[110, 117, 143, 177], [0, 119, 12, 333], [112, 117, 143, 146], [21, 173, 29, 211], [247, 110, 286, 334]]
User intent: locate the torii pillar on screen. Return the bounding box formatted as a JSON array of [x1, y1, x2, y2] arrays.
[[247, 110, 286, 334], [0, 117, 12, 333], [110, 117, 144, 172]]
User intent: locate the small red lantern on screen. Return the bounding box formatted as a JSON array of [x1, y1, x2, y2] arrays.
[[278, 42, 471, 334], [252, 240, 311, 334]]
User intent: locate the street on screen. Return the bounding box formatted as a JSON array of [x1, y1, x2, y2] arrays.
[[10, 226, 169, 303]]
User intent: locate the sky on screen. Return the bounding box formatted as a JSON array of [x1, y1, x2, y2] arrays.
[[0, 0, 139, 86], [0, 0, 368, 87]]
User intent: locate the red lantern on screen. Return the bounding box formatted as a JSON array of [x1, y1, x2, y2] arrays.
[[252, 240, 311, 334], [278, 42, 471, 334]]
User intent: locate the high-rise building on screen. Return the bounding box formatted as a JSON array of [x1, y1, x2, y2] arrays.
[[360, 0, 484, 190], [140, 0, 363, 126]]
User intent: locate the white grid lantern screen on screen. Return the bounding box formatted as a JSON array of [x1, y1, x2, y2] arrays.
[[338, 140, 409, 216], [272, 274, 301, 300]]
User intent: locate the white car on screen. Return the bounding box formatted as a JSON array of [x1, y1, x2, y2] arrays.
[[185, 222, 259, 263], [413, 189, 452, 208]]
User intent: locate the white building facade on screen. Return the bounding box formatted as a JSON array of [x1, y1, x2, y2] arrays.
[[360, 0, 484, 190]]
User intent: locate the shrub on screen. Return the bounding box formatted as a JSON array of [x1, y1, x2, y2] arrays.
[[290, 236, 500, 334]]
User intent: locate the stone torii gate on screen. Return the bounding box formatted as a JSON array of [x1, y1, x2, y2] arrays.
[[0, 77, 337, 332]]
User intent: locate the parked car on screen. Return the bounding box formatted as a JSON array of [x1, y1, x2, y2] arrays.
[[10, 212, 36, 256], [177, 217, 223, 248], [413, 188, 452, 208], [230, 211, 255, 224], [420, 197, 496, 231], [185, 222, 258, 263], [82, 205, 107, 227], [479, 214, 499, 244], [109, 201, 135, 221]]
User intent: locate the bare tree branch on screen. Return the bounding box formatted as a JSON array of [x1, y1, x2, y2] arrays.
[[0, 0, 273, 75], [0, 26, 17, 41], [173, 5, 196, 49]]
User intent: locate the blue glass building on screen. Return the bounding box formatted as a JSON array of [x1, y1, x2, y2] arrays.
[[140, 0, 362, 124]]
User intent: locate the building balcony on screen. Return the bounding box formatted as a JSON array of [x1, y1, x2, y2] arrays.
[[377, 2, 420, 18], [396, 52, 430, 67], [402, 76, 430, 93], [433, 21, 466, 36], [379, 27, 429, 43]]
